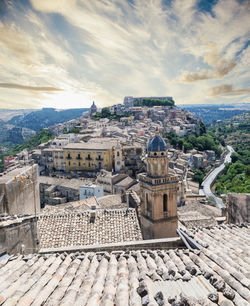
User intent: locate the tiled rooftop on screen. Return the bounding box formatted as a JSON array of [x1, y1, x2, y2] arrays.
[[0, 242, 249, 305], [38, 208, 142, 249]]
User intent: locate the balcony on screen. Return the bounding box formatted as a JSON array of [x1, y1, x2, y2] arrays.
[[96, 157, 103, 161], [76, 156, 82, 160], [66, 156, 72, 160], [86, 157, 92, 160]]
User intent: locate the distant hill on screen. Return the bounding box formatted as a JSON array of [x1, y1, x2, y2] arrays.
[[180, 104, 250, 124], [0, 109, 35, 122], [7, 108, 89, 131]]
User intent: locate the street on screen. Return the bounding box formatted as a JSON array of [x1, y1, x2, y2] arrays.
[[201, 145, 234, 208]]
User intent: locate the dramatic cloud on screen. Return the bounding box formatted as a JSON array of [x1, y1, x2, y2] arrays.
[[0, 0, 249, 108], [208, 84, 250, 96], [0, 83, 63, 92], [180, 48, 237, 83]]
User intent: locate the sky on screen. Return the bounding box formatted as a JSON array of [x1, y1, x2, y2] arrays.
[[0, 0, 249, 109]]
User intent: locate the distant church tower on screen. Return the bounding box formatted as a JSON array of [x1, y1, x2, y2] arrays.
[[139, 133, 179, 239], [89, 101, 97, 116]]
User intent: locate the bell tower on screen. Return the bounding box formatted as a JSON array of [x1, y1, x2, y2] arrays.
[[139, 133, 179, 239]]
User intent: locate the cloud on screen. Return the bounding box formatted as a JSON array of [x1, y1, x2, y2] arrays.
[[0, 83, 63, 92], [0, 0, 249, 108], [180, 69, 212, 82], [179, 48, 237, 83], [208, 84, 250, 96]]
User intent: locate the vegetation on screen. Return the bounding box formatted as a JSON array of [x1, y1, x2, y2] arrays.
[[212, 113, 250, 194], [91, 107, 133, 121], [164, 130, 223, 157], [133, 98, 174, 107], [193, 168, 207, 185], [63, 127, 81, 134], [215, 160, 250, 195], [0, 129, 55, 169]]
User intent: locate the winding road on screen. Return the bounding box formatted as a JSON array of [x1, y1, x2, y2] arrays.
[[201, 145, 234, 208]]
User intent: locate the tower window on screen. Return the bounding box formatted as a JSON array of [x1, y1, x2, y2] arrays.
[[163, 194, 168, 213], [146, 194, 151, 214]]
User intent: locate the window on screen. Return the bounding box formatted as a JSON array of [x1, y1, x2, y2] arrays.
[[69, 161, 71, 166], [78, 162, 81, 166], [117, 151, 120, 157], [88, 154, 91, 159], [163, 194, 168, 213], [89, 162, 90, 167], [77, 153, 81, 159], [146, 194, 151, 214]]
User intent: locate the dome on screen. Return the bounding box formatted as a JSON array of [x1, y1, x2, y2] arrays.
[[148, 135, 166, 152]]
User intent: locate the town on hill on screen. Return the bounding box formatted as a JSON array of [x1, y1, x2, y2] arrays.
[[0, 97, 249, 305]]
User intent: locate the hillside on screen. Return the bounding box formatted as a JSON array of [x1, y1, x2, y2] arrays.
[[211, 112, 250, 194], [8, 108, 89, 131], [181, 104, 250, 124], [0, 107, 89, 147]]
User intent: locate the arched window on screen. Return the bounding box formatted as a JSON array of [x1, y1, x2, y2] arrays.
[[146, 194, 151, 214], [163, 194, 168, 213]]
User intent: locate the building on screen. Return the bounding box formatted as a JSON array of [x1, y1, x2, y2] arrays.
[[63, 142, 114, 172], [0, 214, 39, 254], [38, 208, 142, 248], [0, 164, 40, 215], [96, 170, 131, 193], [139, 133, 179, 239], [89, 101, 97, 116], [1, 223, 249, 305], [79, 182, 103, 200], [227, 193, 250, 223]]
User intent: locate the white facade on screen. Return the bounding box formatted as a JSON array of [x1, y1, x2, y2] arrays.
[[79, 182, 104, 200]]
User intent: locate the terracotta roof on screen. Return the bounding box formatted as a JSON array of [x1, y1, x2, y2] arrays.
[[0, 243, 249, 305], [38, 208, 142, 248]]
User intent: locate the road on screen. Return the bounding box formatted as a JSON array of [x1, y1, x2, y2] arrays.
[[201, 145, 234, 208]]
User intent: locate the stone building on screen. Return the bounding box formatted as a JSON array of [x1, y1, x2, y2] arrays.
[[0, 164, 40, 215], [63, 142, 113, 172], [0, 214, 39, 254], [89, 101, 97, 116], [227, 193, 250, 223], [139, 133, 179, 239], [79, 182, 103, 200]]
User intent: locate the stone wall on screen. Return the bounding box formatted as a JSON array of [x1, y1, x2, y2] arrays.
[[39, 236, 184, 254], [0, 216, 39, 254], [0, 164, 40, 215], [227, 193, 250, 224]]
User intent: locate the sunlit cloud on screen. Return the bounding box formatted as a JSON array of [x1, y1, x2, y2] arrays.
[[0, 83, 63, 92], [0, 0, 249, 109], [208, 84, 250, 96]]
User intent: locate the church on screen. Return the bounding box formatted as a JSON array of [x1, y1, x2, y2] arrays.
[[139, 132, 179, 239]]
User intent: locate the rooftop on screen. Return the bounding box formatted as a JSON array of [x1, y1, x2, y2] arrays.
[[38, 208, 142, 249], [1, 223, 249, 305], [148, 135, 166, 152], [63, 142, 113, 150]]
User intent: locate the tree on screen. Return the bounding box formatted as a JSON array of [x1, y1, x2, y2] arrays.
[[101, 107, 111, 118]]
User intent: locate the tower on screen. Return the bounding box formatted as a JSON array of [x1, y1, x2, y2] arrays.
[[139, 133, 179, 239], [89, 101, 97, 116]]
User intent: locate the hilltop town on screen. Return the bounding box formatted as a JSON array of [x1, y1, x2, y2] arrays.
[[0, 97, 249, 305]]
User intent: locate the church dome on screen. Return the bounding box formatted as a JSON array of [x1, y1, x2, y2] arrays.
[[148, 135, 166, 152]]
